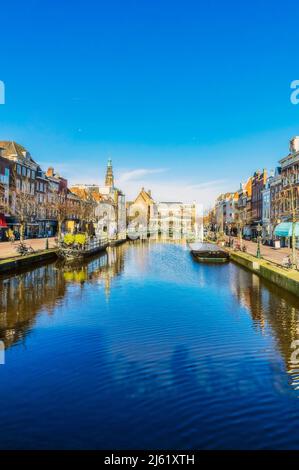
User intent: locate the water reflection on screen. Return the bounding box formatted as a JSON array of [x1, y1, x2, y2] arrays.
[[2, 242, 299, 448], [230, 263, 299, 393], [0, 245, 125, 349]]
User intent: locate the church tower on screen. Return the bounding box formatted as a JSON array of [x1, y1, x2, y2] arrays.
[[105, 158, 114, 187]]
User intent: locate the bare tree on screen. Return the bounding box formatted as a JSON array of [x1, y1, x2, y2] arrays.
[[12, 189, 37, 241], [48, 189, 69, 240], [236, 211, 244, 250], [3, 165, 37, 241], [76, 198, 96, 232], [0, 180, 6, 212]]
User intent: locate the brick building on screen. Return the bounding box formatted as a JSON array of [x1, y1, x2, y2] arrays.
[[251, 169, 267, 238]]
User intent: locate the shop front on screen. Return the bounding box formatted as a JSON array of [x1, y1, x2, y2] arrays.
[[274, 222, 299, 249], [0, 213, 8, 241], [243, 225, 252, 240], [26, 223, 39, 239], [65, 219, 79, 234], [5, 216, 20, 240], [37, 219, 57, 237]]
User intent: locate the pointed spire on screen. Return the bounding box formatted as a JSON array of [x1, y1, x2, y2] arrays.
[[105, 158, 114, 187]]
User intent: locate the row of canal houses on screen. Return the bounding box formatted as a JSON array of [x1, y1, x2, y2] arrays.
[[0, 140, 126, 241], [210, 136, 299, 248]]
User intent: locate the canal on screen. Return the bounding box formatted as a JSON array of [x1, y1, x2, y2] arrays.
[[1, 241, 299, 449]]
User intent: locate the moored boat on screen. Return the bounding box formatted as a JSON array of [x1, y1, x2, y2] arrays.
[[189, 242, 229, 263], [58, 237, 109, 261]]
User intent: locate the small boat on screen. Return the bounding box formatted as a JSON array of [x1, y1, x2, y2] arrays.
[[189, 242, 229, 263], [58, 238, 109, 261]]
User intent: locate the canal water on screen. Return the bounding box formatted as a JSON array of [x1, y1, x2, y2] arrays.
[[1, 241, 299, 449]]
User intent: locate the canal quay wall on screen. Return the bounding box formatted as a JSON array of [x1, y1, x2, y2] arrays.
[[229, 250, 299, 297], [0, 249, 58, 275], [0, 238, 128, 276]]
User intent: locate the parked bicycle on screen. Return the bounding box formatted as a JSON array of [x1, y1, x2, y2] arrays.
[[15, 242, 35, 256], [282, 256, 299, 269]]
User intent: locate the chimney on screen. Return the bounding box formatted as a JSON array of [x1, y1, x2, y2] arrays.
[[46, 167, 54, 177], [148, 189, 151, 197]]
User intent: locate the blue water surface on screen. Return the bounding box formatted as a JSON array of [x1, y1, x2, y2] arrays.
[[0, 241, 299, 449]]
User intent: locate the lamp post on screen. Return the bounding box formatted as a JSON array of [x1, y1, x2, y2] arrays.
[[256, 223, 262, 259]]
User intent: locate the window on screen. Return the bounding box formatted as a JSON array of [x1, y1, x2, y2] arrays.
[[22, 166, 26, 176], [31, 170, 35, 179], [17, 164, 21, 175], [27, 168, 31, 178]]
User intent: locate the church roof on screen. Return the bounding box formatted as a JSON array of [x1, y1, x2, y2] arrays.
[[134, 187, 154, 204]]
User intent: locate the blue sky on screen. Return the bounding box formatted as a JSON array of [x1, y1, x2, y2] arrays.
[[1, 0, 299, 205]]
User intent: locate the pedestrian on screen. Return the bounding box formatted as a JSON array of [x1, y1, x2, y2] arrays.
[[7, 228, 15, 242]]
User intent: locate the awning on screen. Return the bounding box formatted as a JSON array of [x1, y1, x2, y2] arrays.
[[274, 222, 299, 237], [0, 214, 7, 228]]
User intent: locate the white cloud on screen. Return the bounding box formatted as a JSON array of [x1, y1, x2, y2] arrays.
[[118, 176, 231, 208], [186, 179, 227, 190], [117, 168, 167, 183], [41, 161, 230, 208]]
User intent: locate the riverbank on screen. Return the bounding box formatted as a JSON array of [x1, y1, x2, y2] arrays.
[[228, 249, 299, 297], [0, 249, 58, 275], [0, 237, 128, 275], [0, 237, 57, 260], [225, 235, 293, 267]]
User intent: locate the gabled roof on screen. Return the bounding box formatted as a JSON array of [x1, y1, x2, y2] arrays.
[[0, 141, 36, 164], [134, 187, 154, 205], [67, 188, 81, 200], [71, 185, 105, 203]]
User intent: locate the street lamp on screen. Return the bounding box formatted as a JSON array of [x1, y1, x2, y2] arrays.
[[256, 223, 262, 259]]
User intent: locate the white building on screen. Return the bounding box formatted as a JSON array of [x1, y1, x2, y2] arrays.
[[215, 192, 239, 234], [96, 160, 126, 240]]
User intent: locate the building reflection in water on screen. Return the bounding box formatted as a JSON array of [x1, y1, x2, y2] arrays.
[[2, 241, 299, 397], [230, 265, 299, 392], [0, 245, 125, 349]]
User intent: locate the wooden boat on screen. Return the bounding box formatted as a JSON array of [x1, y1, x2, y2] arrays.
[[58, 238, 108, 261], [189, 242, 229, 263]]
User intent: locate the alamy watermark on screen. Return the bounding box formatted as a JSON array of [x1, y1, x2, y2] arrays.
[[95, 202, 203, 241], [290, 339, 299, 365], [0, 80, 5, 104], [290, 80, 299, 105], [0, 341, 5, 365]]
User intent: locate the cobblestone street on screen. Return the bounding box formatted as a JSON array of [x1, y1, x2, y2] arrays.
[[0, 237, 56, 260], [228, 236, 297, 267]]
